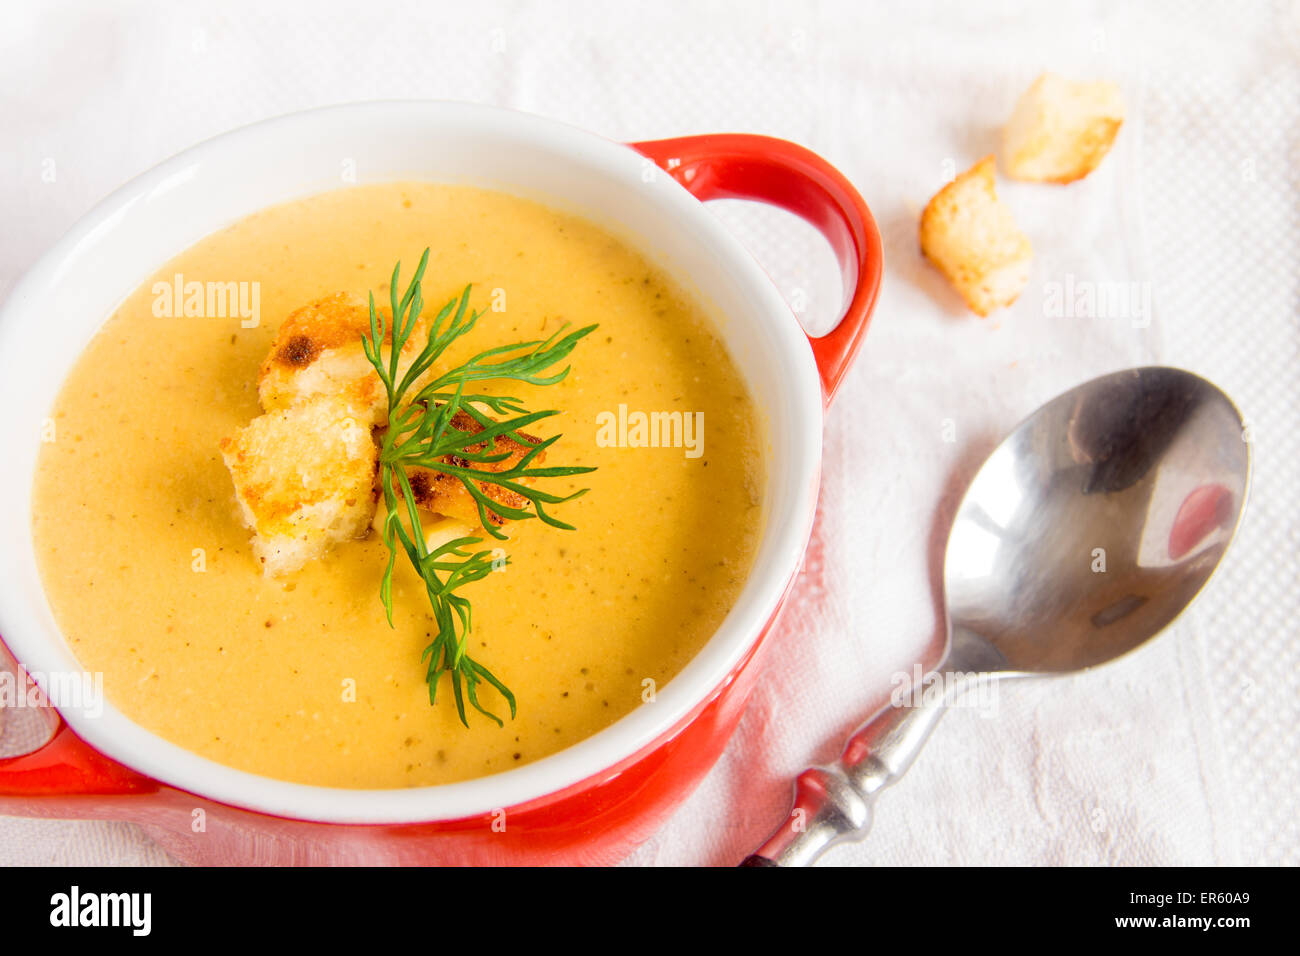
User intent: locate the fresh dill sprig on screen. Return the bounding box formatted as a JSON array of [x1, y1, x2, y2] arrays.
[[361, 248, 596, 727]]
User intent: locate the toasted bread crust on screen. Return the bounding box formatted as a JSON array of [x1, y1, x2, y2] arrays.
[[405, 410, 543, 527], [258, 291, 426, 423], [266, 292, 377, 361], [220, 394, 379, 576], [1003, 73, 1125, 184], [919, 156, 1033, 317]]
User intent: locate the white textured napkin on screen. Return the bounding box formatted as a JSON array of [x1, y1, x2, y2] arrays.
[[1, 0, 1294, 866]]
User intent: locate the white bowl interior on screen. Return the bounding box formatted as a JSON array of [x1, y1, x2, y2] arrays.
[[0, 102, 824, 823]]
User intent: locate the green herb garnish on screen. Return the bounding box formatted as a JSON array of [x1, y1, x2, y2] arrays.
[[362, 248, 596, 727]]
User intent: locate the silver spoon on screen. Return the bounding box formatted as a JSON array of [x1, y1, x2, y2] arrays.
[[743, 366, 1251, 866]]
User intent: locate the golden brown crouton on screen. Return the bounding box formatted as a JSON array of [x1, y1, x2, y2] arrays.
[[920, 156, 1033, 316], [220, 394, 378, 576], [258, 292, 427, 424], [1003, 74, 1125, 184], [403, 410, 543, 528]]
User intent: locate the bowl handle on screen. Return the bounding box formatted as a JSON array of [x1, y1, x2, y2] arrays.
[[631, 134, 883, 406], [0, 646, 154, 798]]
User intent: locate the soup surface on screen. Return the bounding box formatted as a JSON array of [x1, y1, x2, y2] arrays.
[[31, 182, 764, 787]]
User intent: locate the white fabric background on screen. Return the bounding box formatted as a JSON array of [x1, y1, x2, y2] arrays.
[[1, 0, 1295, 866]]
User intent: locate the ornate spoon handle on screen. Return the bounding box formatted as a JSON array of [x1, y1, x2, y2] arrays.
[[742, 630, 1001, 866], [741, 688, 949, 866]]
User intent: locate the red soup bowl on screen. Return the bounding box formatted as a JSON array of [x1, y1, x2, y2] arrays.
[[0, 102, 881, 865]]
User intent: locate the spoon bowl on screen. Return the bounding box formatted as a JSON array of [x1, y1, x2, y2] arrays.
[[946, 366, 1251, 675], [745, 366, 1251, 866]]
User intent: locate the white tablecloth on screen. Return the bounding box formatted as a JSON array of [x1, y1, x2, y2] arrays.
[[1, 0, 1295, 866]]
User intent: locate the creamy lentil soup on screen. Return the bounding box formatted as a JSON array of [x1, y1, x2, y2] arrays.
[[31, 182, 764, 788]]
